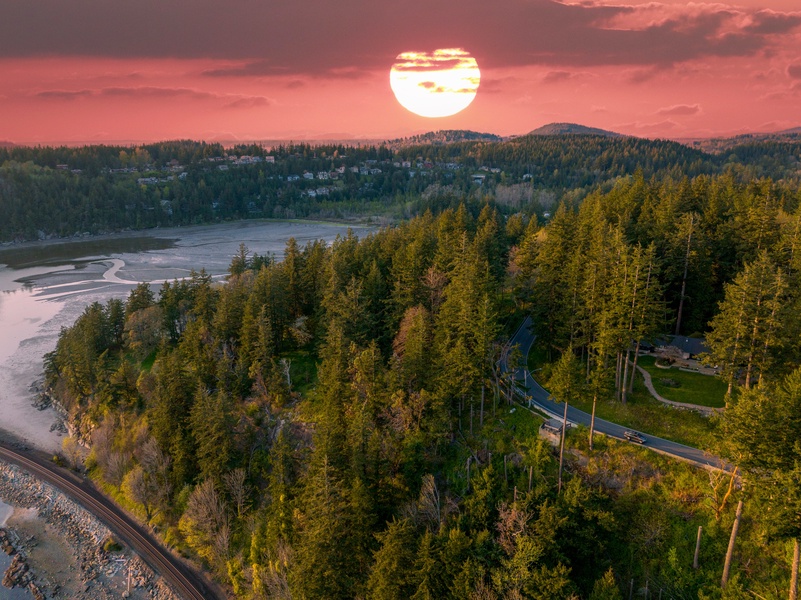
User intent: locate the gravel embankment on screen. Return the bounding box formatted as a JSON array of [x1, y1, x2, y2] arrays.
[[0, 461, 180, 599]]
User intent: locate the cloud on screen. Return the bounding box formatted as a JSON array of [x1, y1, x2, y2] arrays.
[[656, 103, 701, 116], [743, 10, 801, 35], [0, 0, 798, 74], [36, 89, 94, 99], [541, 71, 574, 84], [202, 61, 285, 78], [788, 63, 801, 79], [224, 96, 271, 109], [34, 86, 271, 107], [99, 86, 218, 100]]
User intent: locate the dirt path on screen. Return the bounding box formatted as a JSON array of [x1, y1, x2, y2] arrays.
[[634, 364, 722, 416]]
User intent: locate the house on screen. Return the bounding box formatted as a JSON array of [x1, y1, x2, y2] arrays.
[[652, 335, 708, 359], [472, 174, 486, 185], [669, 336, 708, 359], [317, 171, 329, 180], [303, 172, 314, 180]]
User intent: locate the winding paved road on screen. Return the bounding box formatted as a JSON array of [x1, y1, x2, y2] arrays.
[[0, 441, 220, 600], [503, 317, 730, 471]]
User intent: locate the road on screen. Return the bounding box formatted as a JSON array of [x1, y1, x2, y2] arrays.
[[0, 441, 221, 600], [503, 317, 729, 471]]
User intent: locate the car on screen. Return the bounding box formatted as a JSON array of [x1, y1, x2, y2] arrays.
[[624, 430, 646, 444]]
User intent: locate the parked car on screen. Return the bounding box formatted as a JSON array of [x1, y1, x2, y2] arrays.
[[624, 430, 646, 444]]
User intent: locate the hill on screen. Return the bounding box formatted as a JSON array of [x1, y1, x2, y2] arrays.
[[388, 129, 502, 147], [684, 128, 801, 153], [528, 122, 622, 137]]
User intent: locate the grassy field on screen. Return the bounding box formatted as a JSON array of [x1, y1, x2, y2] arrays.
[[636, 355, 726, 408]]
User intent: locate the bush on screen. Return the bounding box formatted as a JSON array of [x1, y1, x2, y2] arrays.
[[659, 378, 681, 388], [103, 536, 123, 552]]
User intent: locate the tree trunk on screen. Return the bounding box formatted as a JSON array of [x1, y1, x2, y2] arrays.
[[470, 401, 474, 436], [629, 341, 641, 393], [722, 500, 743, 588], [558, 400, 569, 493], [675, 214, 694, 336], [694, 526, 702, 569], [790, 537, 800, 600], [621, 350, 631, 404], [480, 386, 485, 428], [589, 393, 597, 451]]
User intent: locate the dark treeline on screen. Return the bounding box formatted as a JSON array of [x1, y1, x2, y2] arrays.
[[3, 135, 801, 242], [46, 176, 801, 598]]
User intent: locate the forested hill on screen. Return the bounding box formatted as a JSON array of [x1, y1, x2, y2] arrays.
[[527, 122, 621, 137], [387, 130, 503, 146], [1, 134, 800, 242], [46, 183, 801, 598]]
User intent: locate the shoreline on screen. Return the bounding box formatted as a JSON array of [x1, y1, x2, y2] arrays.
[[0, 460, 179, 600], [0, 216, 385, 258]]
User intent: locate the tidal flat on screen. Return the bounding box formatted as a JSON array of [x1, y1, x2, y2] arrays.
[[0, 220, 374, 452]]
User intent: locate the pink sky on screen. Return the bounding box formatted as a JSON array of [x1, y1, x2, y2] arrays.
[[1, 0, 800, 144]]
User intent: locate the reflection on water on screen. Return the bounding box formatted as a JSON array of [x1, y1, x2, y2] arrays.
[[0, 236, 177, 270]]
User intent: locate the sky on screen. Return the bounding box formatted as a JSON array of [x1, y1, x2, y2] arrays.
[[1, 0, 801, 144]]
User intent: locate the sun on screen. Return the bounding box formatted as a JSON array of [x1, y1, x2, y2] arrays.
[[390, 48, 480, 118]]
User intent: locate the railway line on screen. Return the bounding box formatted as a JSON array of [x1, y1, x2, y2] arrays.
[[0, 442, 220, 600]]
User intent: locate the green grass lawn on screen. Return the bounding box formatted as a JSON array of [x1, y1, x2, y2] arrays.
[[636, 355, 726, 408]]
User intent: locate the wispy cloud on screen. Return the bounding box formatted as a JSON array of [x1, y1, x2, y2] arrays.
[[34, 86, 271, 107], [656, 103, 701, 116]]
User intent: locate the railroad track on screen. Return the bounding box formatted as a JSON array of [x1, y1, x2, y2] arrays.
[[0, 442, 220, 600]]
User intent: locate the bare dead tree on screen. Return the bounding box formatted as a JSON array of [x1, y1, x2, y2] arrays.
[[105, 450, 132, 489], [61, 436, 83, 471], [224, 468, 250, 519], [496, 502, 532, 556], [417, 474, 442, 530], [122, 465, 153, 521]]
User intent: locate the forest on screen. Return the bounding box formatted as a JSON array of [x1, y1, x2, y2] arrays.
[[43, 160, 801, 599], [1, 133, 800, 242]]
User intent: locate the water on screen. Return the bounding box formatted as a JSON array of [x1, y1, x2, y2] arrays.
[[0, 500, 29, 599], [0, 220, 374, 452]]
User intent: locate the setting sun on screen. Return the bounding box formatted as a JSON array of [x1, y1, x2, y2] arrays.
[[389, 48, 480, 118]]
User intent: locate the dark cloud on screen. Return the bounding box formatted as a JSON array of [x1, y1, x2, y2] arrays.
[[36, 89, 94, 99], [99, 87, 218, 100], [744, 10, 801, 35], [34, 86, 269, 106], [656, 103, 701, 116], [541, 71, 574, 84], [787, 64, 801, 79], [224, 97, 271, 109], [202, 61, 286, 78], [0, 0, 796, 73]]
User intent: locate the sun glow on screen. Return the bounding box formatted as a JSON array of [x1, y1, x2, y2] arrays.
[[389, 48, 480, 118]]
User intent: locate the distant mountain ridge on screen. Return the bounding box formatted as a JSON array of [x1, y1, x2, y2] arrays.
[[527, 123, 622, 137], [387, 130, 503, 147], [683, 127, 801, 153]]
